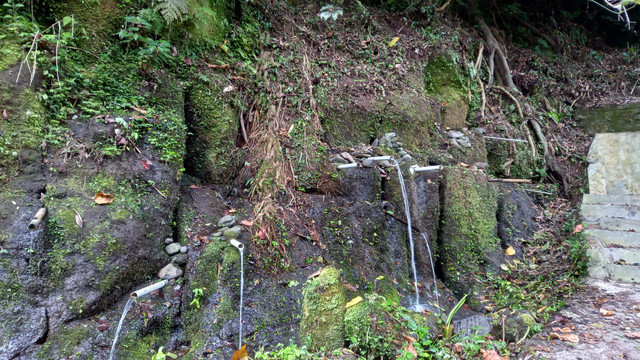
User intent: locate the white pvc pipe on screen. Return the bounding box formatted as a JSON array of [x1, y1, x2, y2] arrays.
[[28, 208, 47, 231], [368, 156, 393, 161], [409, 165, 443, 174], [337, 163, 359, 169], [130, 280, 168, 298], [230, 239, 244, 250]]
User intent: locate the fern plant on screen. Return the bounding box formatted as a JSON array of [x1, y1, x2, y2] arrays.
[[153, 0, 189, 24]]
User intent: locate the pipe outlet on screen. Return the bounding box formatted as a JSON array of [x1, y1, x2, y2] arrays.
[[230, 239, 244, 250], [28, 208, 47, 231], [337, 163, 359, 170], [131, 280, 168, 298], [409, 165, 444, 174], [368, 156, 393, 162]]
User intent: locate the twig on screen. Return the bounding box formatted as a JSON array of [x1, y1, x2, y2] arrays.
[[436, 0, 454, 11], [523, 189, 552, 195], [477, 77, 486, 119], [55, 21, 61, 88], [488, 178, 532, 183], [240, 93, 248, 144], [151, 184, 167, 198]]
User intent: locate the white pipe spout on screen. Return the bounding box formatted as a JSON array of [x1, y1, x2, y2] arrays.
[[130, 280, 168, 298], [409, 165, 443, 174], [368, 156, 393, 161], [230, 239, 244, 250], [337, 163, 359, 170]]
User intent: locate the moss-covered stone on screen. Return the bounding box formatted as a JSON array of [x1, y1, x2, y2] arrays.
[[37, 324, 92, 359], [491, 309, 537, 342], [439, 167, 500, 305], [185, 77, 241, 183], [300, 266, 346, 352], [49, 0, 123, 50], [424, 55, 468, 129]]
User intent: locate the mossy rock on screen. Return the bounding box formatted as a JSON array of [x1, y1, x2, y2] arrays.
[[491, 310, 537, 342], [439, 167, 500, 303], [300, 266, 346, 352], [49, 0, 123, 50], [320, 99, 379, 147], [424, 55, 468, 129], [185, 76, 242, 183]]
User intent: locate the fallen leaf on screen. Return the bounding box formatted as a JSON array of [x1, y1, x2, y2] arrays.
[[573, 224, 584, 234], [388, 36, 400, 47], [73, 209, 83, 228], [401, 333, 417, 343], [189, 184, 200, 189], [93, 191, 114, 205], [1, 108, 7, 119], [257, 227, 268, 240], [97, 323, 109, 332], [599, 308, 616, 316], [240, 219, 254, 227], [550, 332, 579, 343], [375, 275, 385, 280], [141, 161, 150, 170], [453, 343, 463, 353], [346, 296, 363, 308], [308, 270, 321, 279], [480, 349, 502, 360], [403, 341, 417, 358], [231, 345, 248, 360], [132, 106, 147, 114], [343, 283, 358, 292], [505, 246, 516, 256], [552, 327, 572, 333], [625, 332, 640, 339]]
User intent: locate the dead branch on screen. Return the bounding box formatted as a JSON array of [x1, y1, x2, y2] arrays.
[[436, 0, 454, 12]]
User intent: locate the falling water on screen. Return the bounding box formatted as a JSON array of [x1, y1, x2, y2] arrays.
[[392, 159, 420, 309], [238, 246, 244, 349], [108, 298, 134, 360], [420, 232, 440, 312]]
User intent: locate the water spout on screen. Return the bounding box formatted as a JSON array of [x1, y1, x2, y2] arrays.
[[369, 156, 393, 162], [391, 159, 420, 309], [230, 239, 244, 349], [337, 163, 359, 169], [108, 280, 168, 360], [409, 165, 443, 174], [28, 208, 47, 231]]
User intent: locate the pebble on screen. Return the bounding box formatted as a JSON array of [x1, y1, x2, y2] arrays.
[[329, 154, 349, 164], [371, 139, 380, 147], [180, 246, 188, 254], [158, 263, 183, 280], [398, 150, 408, 157], [212, 232, 222, 237], [361, 158, 374, 168], [165, 243, 181, 256], [220, 236, 226, 241], [401, 154, 413, 163], [165, 238, 174, 245], [378, 160, 393, 168], [340, 152, 356, 163], [193, 240, 201, 246], [447, 130, 464, 139], [173, 285, 181, 291], [380, 132, 397, 146], [218, 215, 237, 228]]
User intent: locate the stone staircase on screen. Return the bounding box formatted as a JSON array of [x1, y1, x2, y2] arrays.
[[581, 133, 640, 283]]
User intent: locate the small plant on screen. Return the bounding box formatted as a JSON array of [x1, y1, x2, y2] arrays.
[[189, 288, 204, 309], [442, 294, 467, 339], [151, 346, 177, 360]]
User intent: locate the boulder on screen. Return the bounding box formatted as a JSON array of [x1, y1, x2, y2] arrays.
[[492, 310, 537, 342]]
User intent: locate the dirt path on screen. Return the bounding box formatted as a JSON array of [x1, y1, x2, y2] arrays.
[[524, 278, 640, 360]]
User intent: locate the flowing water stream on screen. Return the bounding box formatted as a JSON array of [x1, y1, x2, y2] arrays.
[[420, 232, 439, 312], [392, 159, 420, 309], [108, 298, 133, 360]]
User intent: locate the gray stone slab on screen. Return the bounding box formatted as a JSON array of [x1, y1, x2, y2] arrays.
[[587, 217, 640, 231], [585, 229, 640, 248], [583, 194, 640, 206], [586, 132, 640, 195], [581, 203, 640, 221]]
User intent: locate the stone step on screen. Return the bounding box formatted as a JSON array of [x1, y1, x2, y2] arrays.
[[583, 194, 640, 206], [581, 203, 640, 221], [584, 228, 640, 248], [583, 216, 640, 232], [587, 247, 640, 283]]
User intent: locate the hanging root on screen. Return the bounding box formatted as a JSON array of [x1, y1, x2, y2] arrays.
[[478, 18, 517, 90]]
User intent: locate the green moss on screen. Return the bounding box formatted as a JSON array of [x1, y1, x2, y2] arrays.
[[424, 55, 468, 129], [37, 324, 92, 359], [344, 297, 397, 359], [440, 167, 499, 299], [186, 78, 240, 183], [300, 266, 346, 352], [68, 297, 86, 316], [50, 0, 123, 50], [379, 91, 436, 154], [118, 327, 171, 359], [0, 35, 21, 72]]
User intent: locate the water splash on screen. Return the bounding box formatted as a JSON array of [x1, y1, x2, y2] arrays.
[[392, 159, 420, 308], [420, 232, 440, 312], [108, 298, 134, 360]]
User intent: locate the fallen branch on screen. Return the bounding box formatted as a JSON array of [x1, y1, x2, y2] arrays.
[[436, 0, 454, 12], [488, 178, 532, 183]]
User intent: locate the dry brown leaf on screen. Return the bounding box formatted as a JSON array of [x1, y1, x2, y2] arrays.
[[308, 270, 321, 279], [343, 283, 359, 292], [552, 327, 572, 333], [599, 308, 616, 316], [403, 341, 417, 358], [231, 345, 248, 360], [93, 191, 114, 205], [480, 349, 503, 360], [625, 332, 640, 339], [1, 108, 8, 119], [505, 246, 516, 256], [239, 219, 254, 227], [73, 209, 83, 228], [573, 224, 584, 234], [550, 332, 579, 343], [401, 333, 417, 343]]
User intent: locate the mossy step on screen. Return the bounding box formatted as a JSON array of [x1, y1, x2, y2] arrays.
[[585, 229, 640, 248]]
